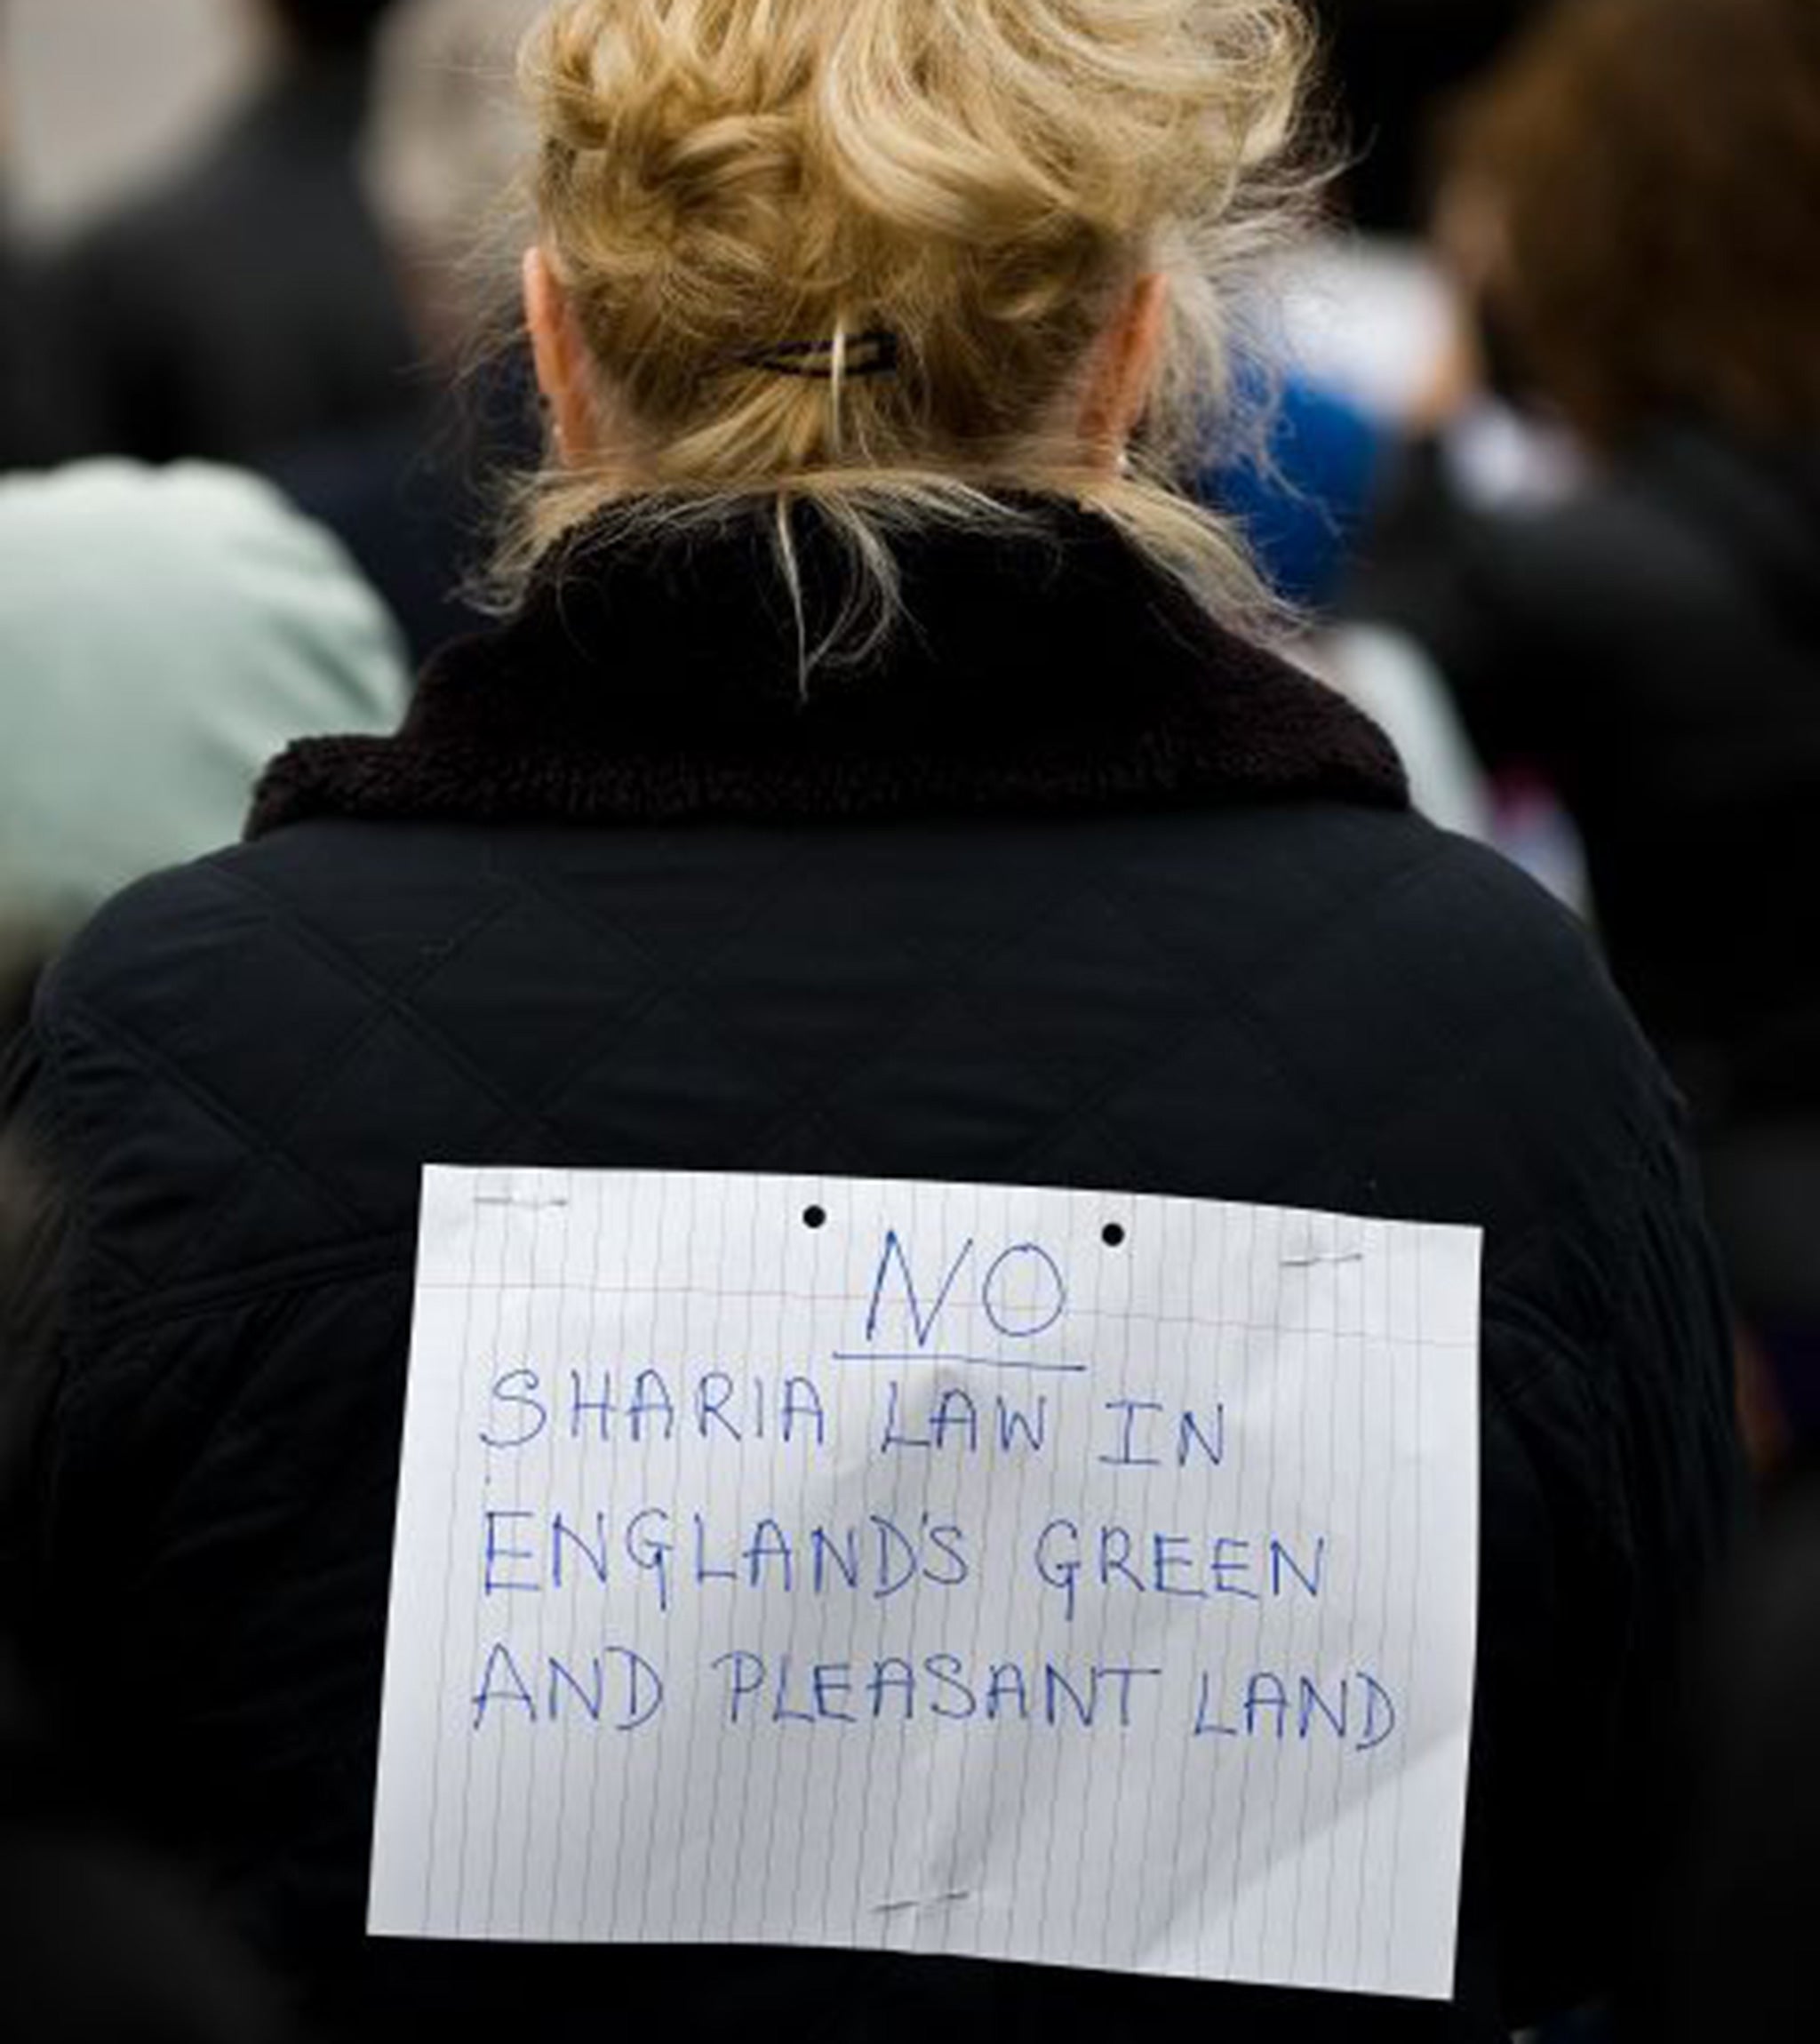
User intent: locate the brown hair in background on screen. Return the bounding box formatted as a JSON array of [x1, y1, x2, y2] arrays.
[[1443, 0, 1820, 449]]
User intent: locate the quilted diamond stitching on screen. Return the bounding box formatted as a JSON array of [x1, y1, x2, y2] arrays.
[[160, 864, 547, 1284], [468, 844, 839, 1150], [486, 841, 1070, 1161], [60, 993, 369, 1291], [979, 849, 1459, 1186]]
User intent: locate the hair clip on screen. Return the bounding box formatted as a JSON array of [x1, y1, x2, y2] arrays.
[[735, 330, 902, 379]]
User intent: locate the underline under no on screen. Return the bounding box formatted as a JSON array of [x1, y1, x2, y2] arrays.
[[829, 1352, 1089, 1376]]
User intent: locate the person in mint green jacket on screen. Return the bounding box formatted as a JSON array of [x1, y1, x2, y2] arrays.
[[0, 459, 409, 1037]]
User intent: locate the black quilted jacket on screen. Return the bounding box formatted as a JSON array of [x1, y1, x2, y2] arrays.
[[0, 505, 1739, 2042]]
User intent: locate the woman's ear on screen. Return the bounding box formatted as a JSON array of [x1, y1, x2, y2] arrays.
[[523, 246, 599, 466], [1079, 273, 1170, 468]]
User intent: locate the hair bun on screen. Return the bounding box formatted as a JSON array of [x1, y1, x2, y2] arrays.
[[503, 0, 1313, 662]]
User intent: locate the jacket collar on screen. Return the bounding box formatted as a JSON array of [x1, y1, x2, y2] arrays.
[[248, 497, 1407, 836]]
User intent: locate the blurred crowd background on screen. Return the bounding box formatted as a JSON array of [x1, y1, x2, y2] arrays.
[[2, 2, 1817, 2039]]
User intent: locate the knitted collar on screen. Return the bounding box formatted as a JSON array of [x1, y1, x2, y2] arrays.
[[248, 498, 1407, 836]]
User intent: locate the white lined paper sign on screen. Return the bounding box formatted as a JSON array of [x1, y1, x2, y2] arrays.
[[370, 1167, 1481, 2000]]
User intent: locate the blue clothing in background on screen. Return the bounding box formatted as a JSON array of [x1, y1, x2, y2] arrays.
[[1201, 375, 1390, 611]]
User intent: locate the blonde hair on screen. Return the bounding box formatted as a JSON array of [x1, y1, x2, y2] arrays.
[[503, 0, 1314, 662]]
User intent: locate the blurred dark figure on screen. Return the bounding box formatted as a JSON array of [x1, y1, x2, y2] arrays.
[[1, 4, 66, 468], [0, 210, 44, 469], [1305, 0, 1549, 232], [1213, 5, 1555, 627], [0, 269, 37, 468], [41, 0, 415, 467], [1, 1026, 299, 2044], [1632, 1463, 1820, 2042], [0, 206, 25, 471], [1346, 0, 1820, 1439], [0, 1656, 303, 2044], [277, 0, 545, 660]]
